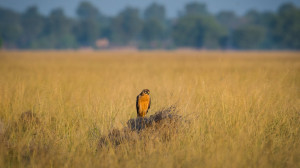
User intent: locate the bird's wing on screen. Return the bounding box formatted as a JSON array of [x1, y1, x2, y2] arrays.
[[148, 97, 151, 110], [136, 95, 139, 114]]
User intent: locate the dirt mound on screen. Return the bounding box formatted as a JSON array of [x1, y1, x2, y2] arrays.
[[98, 106, 188, 148]]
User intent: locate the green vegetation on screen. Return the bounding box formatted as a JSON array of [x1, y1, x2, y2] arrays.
[[232, 25, 266, 49], [0, 2, 299, 49]]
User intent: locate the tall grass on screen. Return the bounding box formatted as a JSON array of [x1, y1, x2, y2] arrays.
[[0, 51, 299, 167]]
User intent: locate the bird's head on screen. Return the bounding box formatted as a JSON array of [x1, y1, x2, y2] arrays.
[[141, 89, 150, 95]]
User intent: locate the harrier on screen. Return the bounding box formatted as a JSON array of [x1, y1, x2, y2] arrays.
[[136, 89, 151, 118]]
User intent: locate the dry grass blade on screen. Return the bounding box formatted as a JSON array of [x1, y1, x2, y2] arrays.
[[0, 51, 299, 168]]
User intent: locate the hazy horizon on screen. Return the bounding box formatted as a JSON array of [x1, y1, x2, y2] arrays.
[[0, 0, 299, 17]]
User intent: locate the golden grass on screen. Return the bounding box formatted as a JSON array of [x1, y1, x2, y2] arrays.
[[0, 51, 299, 167]]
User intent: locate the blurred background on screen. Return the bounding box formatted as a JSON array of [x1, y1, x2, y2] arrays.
[[0, 0, 299, 50]]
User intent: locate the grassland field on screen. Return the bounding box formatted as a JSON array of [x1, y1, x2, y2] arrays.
[[0, 51, 299, 168]]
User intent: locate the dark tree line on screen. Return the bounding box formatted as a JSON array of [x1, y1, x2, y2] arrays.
[[0, 1, 299, 50]]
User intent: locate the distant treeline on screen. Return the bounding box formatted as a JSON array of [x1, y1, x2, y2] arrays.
[[0, 2, 299, 50]]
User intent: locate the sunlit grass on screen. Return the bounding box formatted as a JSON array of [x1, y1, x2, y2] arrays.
[[0, 51, 299, 167]]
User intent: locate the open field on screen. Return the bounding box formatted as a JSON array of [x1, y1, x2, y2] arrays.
[[0, 51, 299, 167]]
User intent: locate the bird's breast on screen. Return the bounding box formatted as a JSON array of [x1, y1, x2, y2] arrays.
[[138, 94, 150, 111], [139, 94, 150, 101]]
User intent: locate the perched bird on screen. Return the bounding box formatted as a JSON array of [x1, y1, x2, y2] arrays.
[[136, 89, 151, 118]]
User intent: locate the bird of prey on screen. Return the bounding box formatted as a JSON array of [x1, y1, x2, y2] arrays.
[[136, 89, 151, 118]]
